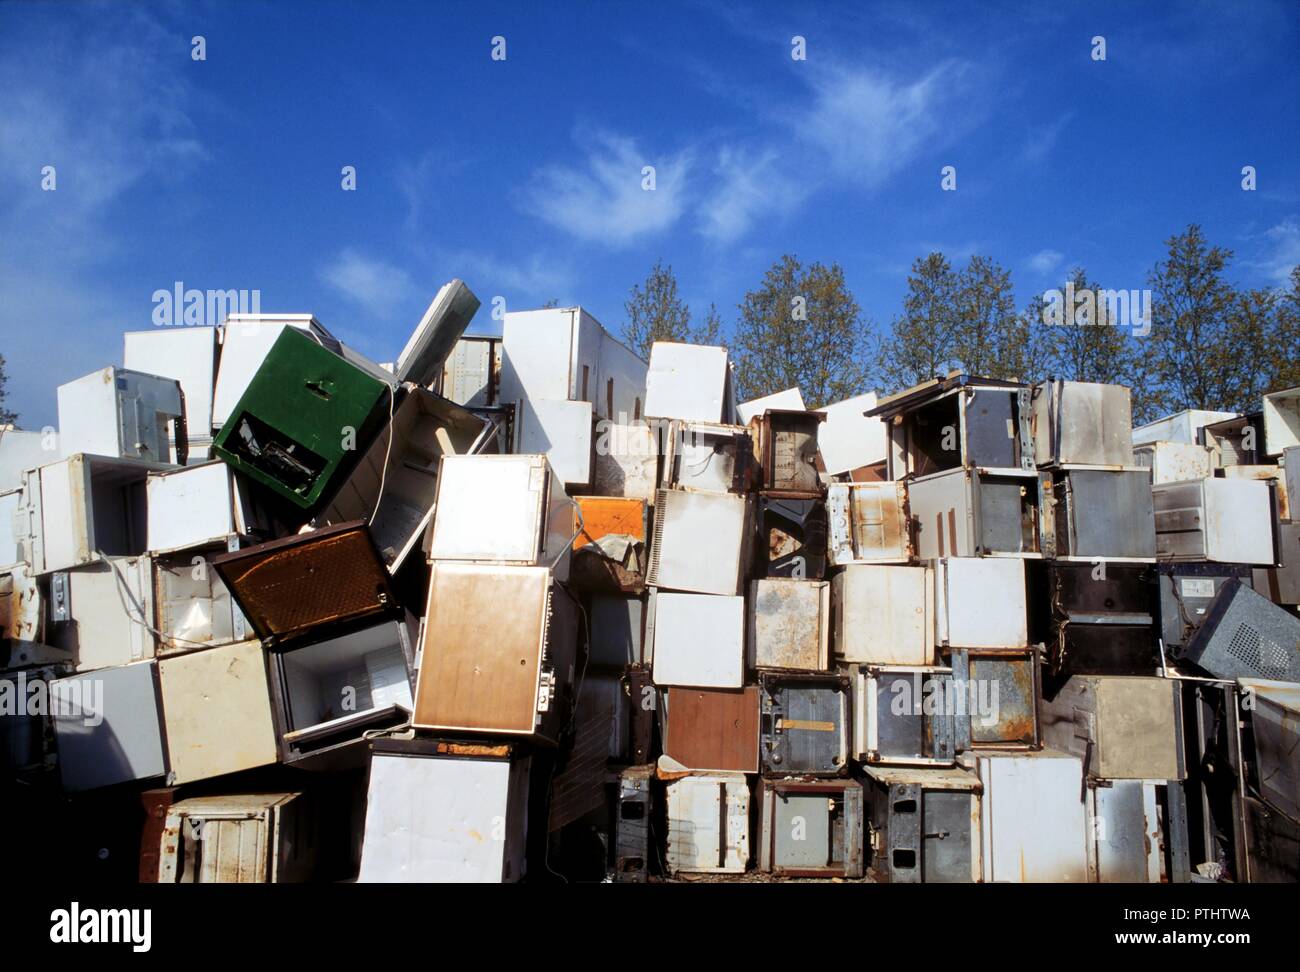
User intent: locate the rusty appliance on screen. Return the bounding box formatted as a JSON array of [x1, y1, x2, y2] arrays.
[[662, 686, 760, 773], [1040, 675, 1186, 781], [826, 481, 913, 565], [759, 671, 851, 776], [758, 777, 864, 878], [849, 660, 971, 767], [1027, 561, 1159, 680], [756, 496, 827, 579], [864, 764, 982, 882], [413, 561, 580, 744], [211, 521, 416, 768], [749, 408, 824, 497], [660, 420, 756, 494], [748, 578, 830, 671], [940, 647, 1040, 749]]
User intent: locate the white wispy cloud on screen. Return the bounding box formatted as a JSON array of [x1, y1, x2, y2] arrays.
[[318, 249, 416, 314], [0, 7, 206, 426], [1026, 249, 1065, 274], [697, 146, 805, 244], [520, 130, 692, 246], [799, 60, 975, 185], [1021, 114, 1074, 164], [1257, 220, 1300, 286]]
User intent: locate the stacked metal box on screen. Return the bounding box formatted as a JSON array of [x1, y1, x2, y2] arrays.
[[8, 305, 1300, 886]]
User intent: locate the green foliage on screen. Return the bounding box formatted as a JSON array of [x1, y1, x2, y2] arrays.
[[621, 260, 718, 360], [731, 254, 872, 409]]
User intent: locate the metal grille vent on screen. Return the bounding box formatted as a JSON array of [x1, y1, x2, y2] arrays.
[[1227, 622, 1291, 679]]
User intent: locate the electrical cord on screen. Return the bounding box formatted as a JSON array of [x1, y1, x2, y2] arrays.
[[369, 384, 397, 525]]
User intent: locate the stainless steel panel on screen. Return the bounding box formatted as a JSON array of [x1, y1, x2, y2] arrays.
[[1053, 468, 1155, 560]]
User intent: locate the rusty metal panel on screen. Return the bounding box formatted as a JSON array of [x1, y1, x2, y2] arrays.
[[1223, 464, 1290, 520], [210, 521, 393, 644], [751, 409, 824, 496], [827, 481, 912, 565], [948, 648, 1040, 749], [758, 778, 864, 877], [1132, 441, 1213, 484], [748, 578, 829, 671], [614, 765, 653, 882], [662, 686, 759, 772]]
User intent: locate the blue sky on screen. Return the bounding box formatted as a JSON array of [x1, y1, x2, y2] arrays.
[[2, 0, 1297, 427]]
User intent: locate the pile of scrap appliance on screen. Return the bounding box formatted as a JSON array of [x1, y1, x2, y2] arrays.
[[1, 282, 1298, 885]]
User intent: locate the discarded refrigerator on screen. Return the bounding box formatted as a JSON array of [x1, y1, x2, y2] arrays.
[[211, 522, 417, 766], [14, 454, 169, 575], [424, 454, 574, 581], [850, 662, 969, 766], [124, 327, 219, 462], [664, 774, 750, 874], [212, 326, 391, 512], [1152, 478, 1278, 565], [864, 765, 982, 882], [748, 408, 824, 497], [51, 661, 166, 791], [1030, 379, 1134, 468], [57, 366, 186, 465], [661, 686, 760, 773], [646, 488, 753, 596], [964, 749, 1089, 882], [932, 557, 1028, 650], [660, 420, 754, 494], [358, 739, 531, 883], [909, 466, 1044, 558], [155, 793, 317, 883], [47, 555, 154, 671], [644, 342, 731, 423], [413, 561, 580, 743], [649, 591, 744, 688], [314, 387, 488, 571], [1040, 675, 1185, 780], [1028, 561, 1159, 678], [756, 497, 826, 579], [871, 375, 1034, 480], [942, 647, 1040, 750], [758, 778, 864, 878], [1132, 440, 1213, 485], [747, 578, 830, 671], [156, 639, 279, 785], [1084, 781, 1166, 883], [1043, 467, 1156, 560], [832, 565, 934, 666], [826, 481, 913, 565], [759, 671, 851, 775], [145, 460, 278, 554]]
